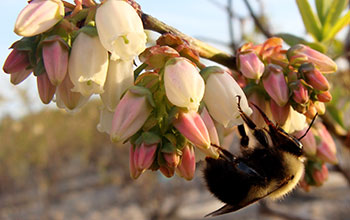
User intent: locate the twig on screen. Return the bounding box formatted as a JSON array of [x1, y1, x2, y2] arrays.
[[242, 0, 272, 38], [333, 165, 350, 186], [227, 0, 236, 52], [141, 13, 238, 70]]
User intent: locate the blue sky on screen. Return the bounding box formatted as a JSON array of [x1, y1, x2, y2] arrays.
[[0, 0, 304, 118]]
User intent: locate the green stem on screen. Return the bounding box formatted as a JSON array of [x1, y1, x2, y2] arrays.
[[141, 13, 238, 70]]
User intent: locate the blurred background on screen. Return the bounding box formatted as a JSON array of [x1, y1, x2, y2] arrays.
[[0, 0, 350, 220]]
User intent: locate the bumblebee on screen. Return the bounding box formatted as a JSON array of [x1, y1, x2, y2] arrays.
[[204, 96, 310, 216]]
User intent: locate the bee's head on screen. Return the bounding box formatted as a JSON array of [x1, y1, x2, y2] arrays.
[[249, 103, 305, 157]]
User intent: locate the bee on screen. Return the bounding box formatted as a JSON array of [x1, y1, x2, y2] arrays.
[[204, 96, 315, 217]]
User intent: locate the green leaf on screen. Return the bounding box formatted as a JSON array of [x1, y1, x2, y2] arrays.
[[315, 0, 333, 25], [34, 57, 45, 76], [296, 0, 322, 41], [276, 33, 326, 52], [142, 132, 161, 145], [322, 0, 347, 38], [161, 142, 176, 154], [323, 9, 350, 41], [276, 33, 306, 46]]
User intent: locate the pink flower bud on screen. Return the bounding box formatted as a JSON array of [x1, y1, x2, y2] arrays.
[[159, 165, 175, 178], [42, 37, 68, 86], [312, 164, 328, 186], [316, 123, 337, 164], [10, 69, 32, 85], [56, 74, 90, 111], [270, 99, 290, 126], [292, 80, 309, 104], [263, 64, 289, 106], [163, 152, 180, 168], [303, 67, 329, 91], [317, 91, 332, 103], [3, 49, 30, 74], [164, 57, 205, 111], [248, 92, 268, 128], [173, 110, 210, 149], [134, 143, 157, 171], [129, 145, 142, 179], [200, 107, 220, 146], [176, 145, 196, 180], [14, 0, 65, 37], [37, 73, 56, 104], [238, 52, 265, 80], [287, 44, 337, 74], [111, 91, 152, 143], [293, 128, 316, 156]]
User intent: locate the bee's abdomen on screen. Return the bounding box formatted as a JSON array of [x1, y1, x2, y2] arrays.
[[204, 157, 263, 205]]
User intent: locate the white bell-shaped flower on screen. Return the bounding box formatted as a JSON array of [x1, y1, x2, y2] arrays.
[[100, 59, 134, 112], [95, 0, 147, 60], [68, 32, 109, 96], [164, 57, 205, 112], [203, 68, 252, 128]]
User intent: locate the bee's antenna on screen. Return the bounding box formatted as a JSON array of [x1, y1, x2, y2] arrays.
[[298, 113, 318, 141]]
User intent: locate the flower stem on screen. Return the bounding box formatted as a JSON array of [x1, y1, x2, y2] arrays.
[[141, 13, 238, 70]]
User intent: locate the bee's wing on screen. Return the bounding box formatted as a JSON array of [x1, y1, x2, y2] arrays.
[[205, 175, 293, 217]]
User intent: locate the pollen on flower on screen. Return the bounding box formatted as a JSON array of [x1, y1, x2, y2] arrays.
[[122, 35, 130, 44], [87, 80, 92, 86]]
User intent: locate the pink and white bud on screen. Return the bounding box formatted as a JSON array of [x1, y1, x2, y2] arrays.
[[14, 0, 65, 37], [270, 99, 290, 126], [312, 164, 328, 186], [3, 49, 30, 74], [287, 44, 337, 74], [134, 143, 157, 171], [292, 80, 309, 104], [263, 64, 289, 107], [238, 52, 265, 80], [316, 123, 337, 164], [203, 67, 252, 128], [96, 0, 147, 60], [163, 152, 180, 168], [10, 69, 32, 85], [110, 91, 152, 143], [164, 57, 205, 111], [317, 91, 332, 103], [68, 32, 109, 96], [100, 59, 134, 112], [173, 110, 210, 149], [129, 145, 142, 179], [37, 73, 56, 104], [56, 74, 90, 111], [200, 107, 220, 146], [42, 36, 68, 86], [176, 145, 196, 180], [293, 128, 317, 155]]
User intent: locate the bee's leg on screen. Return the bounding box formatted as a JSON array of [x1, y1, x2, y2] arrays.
[[236, 96, 269, 148], [211, 144, 237, 162]]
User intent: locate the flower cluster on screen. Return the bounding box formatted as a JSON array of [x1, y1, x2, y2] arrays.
[[237, 38, 336, 132], [3, 0, 146, 110], [103, 33, 253, 179], [235, 37, 337, 189]]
